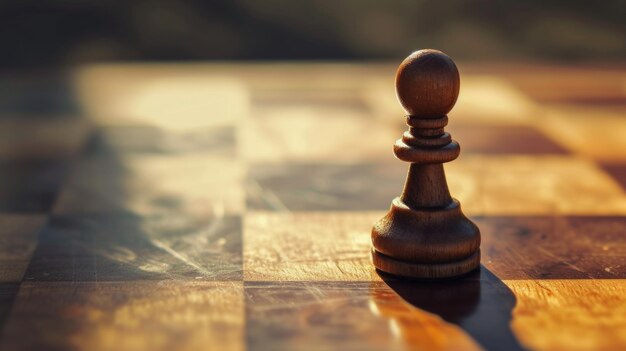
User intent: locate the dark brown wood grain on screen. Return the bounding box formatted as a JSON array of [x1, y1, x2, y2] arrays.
[[395, 49, 460, 117], [372, 49, 481, 279]]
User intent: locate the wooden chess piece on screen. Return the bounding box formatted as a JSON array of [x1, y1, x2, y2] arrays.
[[371, 49, 481, 279]]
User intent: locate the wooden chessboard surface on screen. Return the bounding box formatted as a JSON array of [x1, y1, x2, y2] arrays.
[[0, 62, 625, 351]]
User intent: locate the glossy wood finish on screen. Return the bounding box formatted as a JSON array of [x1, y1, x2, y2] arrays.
[[244, 213, 626, 282], [372, 50, 480, 278], [1, 282, 244, 351], [0, 62, 625, 350], [395, 49, 460, 117], [507, 280, 626, 350], [246, 281, 484, 351]]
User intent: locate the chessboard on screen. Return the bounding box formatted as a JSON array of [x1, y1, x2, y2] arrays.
[[0, 62, 625, 351]]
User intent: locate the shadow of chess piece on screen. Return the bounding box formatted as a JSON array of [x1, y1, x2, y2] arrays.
[[372, 49, 480, 278], [368, 273, 482, 351], [375, 267, 527, 351]]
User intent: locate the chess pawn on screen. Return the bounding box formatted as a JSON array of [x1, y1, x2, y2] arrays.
[[371, 49, 480, 279]]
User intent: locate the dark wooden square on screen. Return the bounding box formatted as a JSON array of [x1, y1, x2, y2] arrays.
[[24, 214, 242, 281]]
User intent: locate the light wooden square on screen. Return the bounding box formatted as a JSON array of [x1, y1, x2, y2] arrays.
[[539, 105, 626, 161], [54, 153, 244, 216], [241, 109, 397, 163], [447, 155, 626, 215], [504, 280, 626, 351], [74, 64, 249, 130], [244, 212, 382, 281]]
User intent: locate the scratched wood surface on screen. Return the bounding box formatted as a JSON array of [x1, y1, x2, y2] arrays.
[[0, 63, 625, 351]]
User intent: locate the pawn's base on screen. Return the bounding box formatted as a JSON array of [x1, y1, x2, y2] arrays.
[[371, 248, 480, 279]]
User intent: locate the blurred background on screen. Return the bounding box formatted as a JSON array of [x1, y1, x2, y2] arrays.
[[1, 0, 625, 71]]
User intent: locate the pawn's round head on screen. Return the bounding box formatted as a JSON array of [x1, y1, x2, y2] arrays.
[[395, 49, 460, 117]]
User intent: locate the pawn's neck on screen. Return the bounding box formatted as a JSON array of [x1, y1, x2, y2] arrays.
[[401, 163, 452, 208], [394, 114, 459, 209]]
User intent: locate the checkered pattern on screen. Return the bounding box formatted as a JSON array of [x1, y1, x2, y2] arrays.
[[0, 64, 625, 351]]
